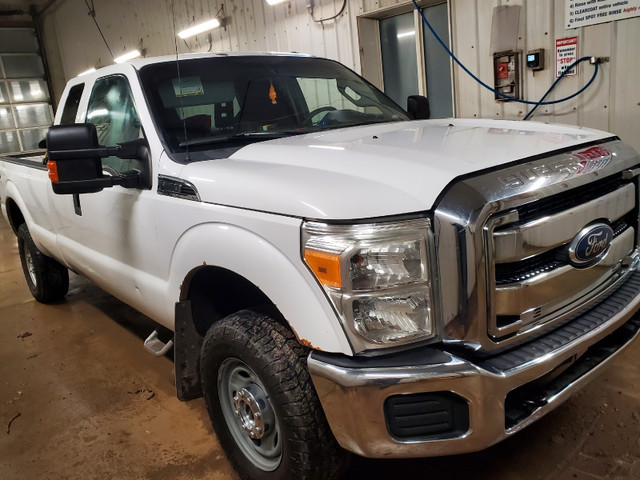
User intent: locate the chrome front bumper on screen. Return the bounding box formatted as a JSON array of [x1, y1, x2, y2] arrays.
[[308, 271, 640, 458]]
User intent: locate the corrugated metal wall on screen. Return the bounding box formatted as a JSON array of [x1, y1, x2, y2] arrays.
[[450, 0, 640, 152], [39, 0, 640, 150], [40, 0, 364, 101]]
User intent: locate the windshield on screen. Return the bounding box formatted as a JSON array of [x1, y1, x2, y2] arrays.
[[139, 55, 409, 160]]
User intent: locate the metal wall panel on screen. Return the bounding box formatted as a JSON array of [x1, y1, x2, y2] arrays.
[[477, 0, 502, 119], [450, 0, 480, 118], [39, 0, 640, 151], [611, 19, 640, 149]]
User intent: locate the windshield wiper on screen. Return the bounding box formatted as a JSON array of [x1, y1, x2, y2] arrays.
[[179, 130, 311, 148], [313, 119, 399, 132], [344, 119, 402, 128]]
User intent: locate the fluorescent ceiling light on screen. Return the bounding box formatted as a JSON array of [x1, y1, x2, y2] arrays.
[[114, 50, 141, 64], [78, 67, 96, 77], [177, 18, 221, 39], [266, 0, 288, 5], [397, 31, 415, 39]]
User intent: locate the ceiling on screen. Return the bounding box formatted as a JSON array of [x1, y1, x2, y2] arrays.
[[1, 1, 53, 6], [0, 0, 57, 17]]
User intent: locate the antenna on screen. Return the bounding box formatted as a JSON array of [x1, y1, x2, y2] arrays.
[[170, 0, 191, 162]]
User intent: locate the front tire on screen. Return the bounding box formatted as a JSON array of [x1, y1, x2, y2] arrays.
[[200, 310, 348, 480], [17, 224, 69, 303]]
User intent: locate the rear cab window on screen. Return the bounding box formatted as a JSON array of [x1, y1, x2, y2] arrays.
[[59, 83, 85, 125]]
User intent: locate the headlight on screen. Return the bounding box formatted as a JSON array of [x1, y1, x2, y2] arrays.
[[303, 218, 436, 352]]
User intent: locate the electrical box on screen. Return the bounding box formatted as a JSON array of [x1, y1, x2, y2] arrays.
[[526, 49, 544, 71], [493, 50, 521, 102]]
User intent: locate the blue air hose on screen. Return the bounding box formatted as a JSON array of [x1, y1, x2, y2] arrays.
[[410, 0, 600, 119], [522, 59, 598, 119]]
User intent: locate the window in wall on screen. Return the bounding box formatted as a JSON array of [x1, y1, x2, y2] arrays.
[[380, 13, 419, 109], [378, 3, 453, 118], [0, 27, 53, 154], [422, 3, 453, 118]]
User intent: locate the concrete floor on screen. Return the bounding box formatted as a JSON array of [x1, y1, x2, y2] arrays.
[[2, 214, 640, 480]]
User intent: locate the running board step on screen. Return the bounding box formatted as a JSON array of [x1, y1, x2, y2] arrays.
[[144, 330, 174, 357]]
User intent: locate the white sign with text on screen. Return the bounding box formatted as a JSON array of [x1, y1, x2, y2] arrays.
[[556, 36, 579, 78], [566, 0, 640, 29]]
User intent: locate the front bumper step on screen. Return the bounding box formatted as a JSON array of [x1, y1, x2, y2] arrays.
[[479, 270, 640, 373], [308, 270, 640, 458]]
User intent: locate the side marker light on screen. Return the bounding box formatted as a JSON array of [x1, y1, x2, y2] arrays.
[[47, 160, 59, 183], [304, 249, 341, 288]]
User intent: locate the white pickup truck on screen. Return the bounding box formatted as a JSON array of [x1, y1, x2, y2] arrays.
[[2, 52, 640, 480]]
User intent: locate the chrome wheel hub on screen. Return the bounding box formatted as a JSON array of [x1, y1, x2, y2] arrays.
[[218, 358, 282, 471], [233, 384, 273, 440], [23, 243, 37, 285]]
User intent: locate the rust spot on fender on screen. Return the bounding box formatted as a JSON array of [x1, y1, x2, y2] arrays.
[[289, 325, 322, 351], [299, 338, 321, 351]]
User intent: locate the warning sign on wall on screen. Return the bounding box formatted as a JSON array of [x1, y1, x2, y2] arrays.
[[566, 0, 640, 29], [556, 36, 578, 78]]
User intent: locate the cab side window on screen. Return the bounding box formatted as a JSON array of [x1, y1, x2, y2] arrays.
[[60, 83, 84, 125], [85, 75, 142, 175]]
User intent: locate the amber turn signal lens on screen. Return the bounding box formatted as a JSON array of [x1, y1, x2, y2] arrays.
[[304, 249, 341, 288], [46, 160, 59, 183]]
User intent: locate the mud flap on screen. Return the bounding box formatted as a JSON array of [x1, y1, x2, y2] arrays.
[[174, 300, 204, 401]]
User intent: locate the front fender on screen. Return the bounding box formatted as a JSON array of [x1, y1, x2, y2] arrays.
[[166, 222, 353, 354]]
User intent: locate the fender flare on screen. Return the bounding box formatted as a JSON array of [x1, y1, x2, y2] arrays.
[[166, 222, 353, 354]]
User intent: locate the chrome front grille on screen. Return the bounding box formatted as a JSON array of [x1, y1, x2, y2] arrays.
[[485, 180, 637, 341], [434, 138, 640, 354]]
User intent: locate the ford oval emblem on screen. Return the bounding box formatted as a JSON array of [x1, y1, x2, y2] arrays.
[[568, 223, 614, 267]]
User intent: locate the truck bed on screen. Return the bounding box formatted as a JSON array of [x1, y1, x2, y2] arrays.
[[0, 151, 47, 168]]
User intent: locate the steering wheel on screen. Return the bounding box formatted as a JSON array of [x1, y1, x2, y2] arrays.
[[303, 106, 337, 126]]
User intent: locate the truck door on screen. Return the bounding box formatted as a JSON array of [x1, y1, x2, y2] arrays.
[[51, 73, 162, 318]]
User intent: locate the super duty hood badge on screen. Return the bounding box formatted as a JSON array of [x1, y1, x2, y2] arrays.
[[568, 222, 614, 267], [498, 145, 613, 189]]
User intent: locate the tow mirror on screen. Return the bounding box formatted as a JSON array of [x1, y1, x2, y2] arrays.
[[407, 95, 431, 120], [46, 123, 148, 195], [47, 124, 104, 194]]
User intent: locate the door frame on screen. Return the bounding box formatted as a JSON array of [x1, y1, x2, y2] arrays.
[[356, 1, 455, 116]]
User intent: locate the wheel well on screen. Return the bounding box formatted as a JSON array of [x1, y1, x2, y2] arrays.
[[6, 198, 25, 235], [174, 266, 285, 402], [185, 266, 279, 337]]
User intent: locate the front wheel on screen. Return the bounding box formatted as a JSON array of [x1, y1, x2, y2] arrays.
[[200, 310, 348, 480]]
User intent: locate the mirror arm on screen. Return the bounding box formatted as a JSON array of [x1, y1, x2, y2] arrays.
[[56, 171, 140, 191], [115, 138, 148, 160], [48, 146, 120, 161], [48, 139, 147, 162], [111, 171, 141, 188]]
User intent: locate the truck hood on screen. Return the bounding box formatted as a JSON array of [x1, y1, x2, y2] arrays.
[[179, 118, 613, 220]]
